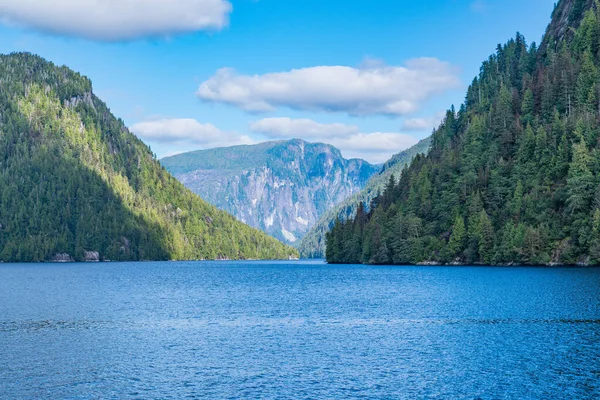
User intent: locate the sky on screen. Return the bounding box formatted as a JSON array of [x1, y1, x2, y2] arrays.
[[0, 0, 556, 164]]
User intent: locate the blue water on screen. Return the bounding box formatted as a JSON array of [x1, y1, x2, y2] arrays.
[[1, 261, 599, 399]]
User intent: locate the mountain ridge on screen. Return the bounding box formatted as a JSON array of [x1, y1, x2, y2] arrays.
[[162, 139, 380, 244], [0, 52, 297, 262]]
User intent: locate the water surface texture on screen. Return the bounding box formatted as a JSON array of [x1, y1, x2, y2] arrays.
[[1, 261, 599, 399]]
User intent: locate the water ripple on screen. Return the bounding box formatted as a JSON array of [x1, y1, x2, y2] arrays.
[[1, 261, 599, 399]]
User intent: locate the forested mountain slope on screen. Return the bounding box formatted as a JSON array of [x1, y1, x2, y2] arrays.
[[327, 0, 600, 266], [298, 138, 431, 258], [162, 140, 378, 244], [0, 53, 297, 262]]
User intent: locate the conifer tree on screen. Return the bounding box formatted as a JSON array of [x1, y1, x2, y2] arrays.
[[326, 1, 600, 266]]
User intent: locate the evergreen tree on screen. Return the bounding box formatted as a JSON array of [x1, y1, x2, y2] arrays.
[[521, 88, 535, 126], [566, 138, 595, 215], [0, 53, 297, 262], [576, 51, 599, 112], [446, 215, 466, 261], [325, 1, 600, 266]]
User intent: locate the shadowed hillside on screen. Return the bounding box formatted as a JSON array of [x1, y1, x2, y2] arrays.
[[0, 53, 297, 262]]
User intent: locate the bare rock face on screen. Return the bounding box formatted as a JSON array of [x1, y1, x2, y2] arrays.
[[84, 251, 100, 262], [64, 91, 96, 111], [161, 139, 379, 244], [541, 0, 595, 53], [297, 137, 431, 258]]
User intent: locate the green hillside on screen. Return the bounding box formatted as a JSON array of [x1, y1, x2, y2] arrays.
[[0, 53, 297, 262], [298, 138, 430, 258], [327, 0, 600, 266]]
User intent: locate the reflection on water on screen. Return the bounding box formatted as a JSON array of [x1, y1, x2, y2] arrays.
[[1, 261, 599, 398]]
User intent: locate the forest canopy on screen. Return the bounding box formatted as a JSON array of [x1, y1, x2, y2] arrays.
[[327, 1, 600, 266], [0, 53, 297, 262]]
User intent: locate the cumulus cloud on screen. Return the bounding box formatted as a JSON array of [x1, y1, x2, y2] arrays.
[[327, 132, 419, 164], [402, 112, 446, 131], [131, 118, 253, 149], [250, 118, 359, 139], [0, 0, 232, 41], [197, 58, 460, 116], [250, 117, 418, 164], [133, 117, 421, 163]]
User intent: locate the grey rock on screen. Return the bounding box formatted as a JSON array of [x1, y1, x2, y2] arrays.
[[52, 253, 74, 263], [84, 251, 100, 262], [161, 139, 379, 244]]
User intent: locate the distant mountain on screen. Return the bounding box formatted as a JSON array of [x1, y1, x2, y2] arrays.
[[297, 138, 431, 258], [327, 0, 600, 266], [0, 52, 296, 262], [161, 140, 379, 244]]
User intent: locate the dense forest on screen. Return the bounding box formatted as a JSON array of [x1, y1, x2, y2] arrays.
[[298, 137, 431, 258], [0, 53, 297, 262], [327, 0, 600, 266]]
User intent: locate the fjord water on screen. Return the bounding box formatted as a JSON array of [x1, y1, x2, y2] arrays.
[[1, 261, 599, 399]]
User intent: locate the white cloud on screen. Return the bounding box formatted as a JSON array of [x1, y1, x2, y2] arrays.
[[328, 132, 418, 164], [250, 117, 418, 164], [249, 118, 359, 139], [0, 0, 232, 41], [197, 58, 460, 116], [131, 118, 254, 149], [133, 117, 421, 164], [402, 112, 445, 131]]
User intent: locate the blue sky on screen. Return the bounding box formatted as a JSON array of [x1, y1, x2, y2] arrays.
[[0, 0, 555, 163]]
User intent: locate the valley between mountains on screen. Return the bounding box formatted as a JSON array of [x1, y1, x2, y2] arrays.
[[161, 139, 429, 254], [1, 0, 600, 266]]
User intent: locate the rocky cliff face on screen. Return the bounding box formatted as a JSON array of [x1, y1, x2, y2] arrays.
[[541, 0, 595, 53], [161, 140, 379, 244], [297, 137, 431, 258]]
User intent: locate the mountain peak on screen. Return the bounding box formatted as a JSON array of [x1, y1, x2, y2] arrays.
[[162, 141, 380, 244]]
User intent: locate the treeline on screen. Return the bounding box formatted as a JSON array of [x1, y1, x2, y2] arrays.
[[327, 2, 600, 266], [0, 53, 297, 262]]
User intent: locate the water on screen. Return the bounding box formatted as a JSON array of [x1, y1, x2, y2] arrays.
[[0, 261, 599, 399]]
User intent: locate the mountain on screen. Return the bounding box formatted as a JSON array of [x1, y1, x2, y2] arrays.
[[327, 0, 600, 266], [297, 137, 431, 258], [0, 53, 297, 262], [161, 140, 379, 244]]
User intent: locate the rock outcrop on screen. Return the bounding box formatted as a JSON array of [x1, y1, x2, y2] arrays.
[[84, 251, 100, 262]]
